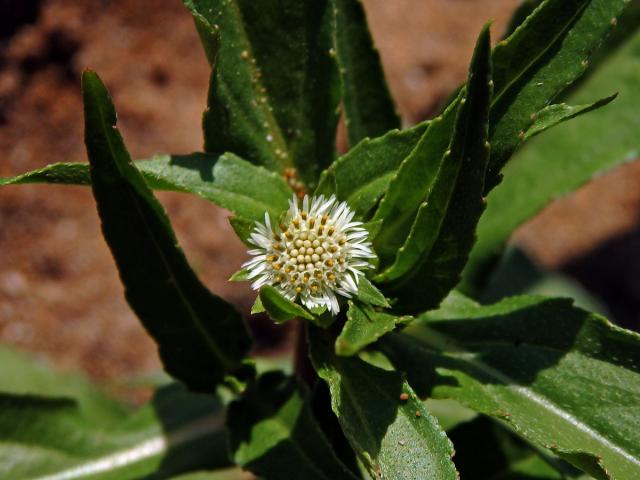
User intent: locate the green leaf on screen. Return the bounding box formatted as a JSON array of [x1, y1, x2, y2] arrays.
[[314, 122, 428, 218], [259, 285, 314, 323], [0, 384, 230, 480], [184, 0, 340, 187], [228, 216, 255, 247], [356, 277, 390, 308], [0, 345, 126, 422], [170, 469, 251, 480], [449, 416, 583, 480], [228, 268, 250, 282], [371, 98, 460, 266], [82, 70, 251, 392], [381, 294, 640, 480], [227, 372, 359, 480], [0, 153, 291, 224], [335, 301, 410, 356], [377, 25, 492, 314], [331, 0, 400, 145], [502, 0, 544, 39], [485, 0, 630, 191], [0, 162, 92, 186], [309, 328, 458, 479], [463, 25, 640, 293], [250, 296, 265, 315], [523, 94, 617, 141], [138, 153, 291, 221]]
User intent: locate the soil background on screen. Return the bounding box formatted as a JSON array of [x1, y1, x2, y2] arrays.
[[1, 0, 639, 386]]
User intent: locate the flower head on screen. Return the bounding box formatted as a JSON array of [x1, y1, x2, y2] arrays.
[[243, 195, 375, 314]]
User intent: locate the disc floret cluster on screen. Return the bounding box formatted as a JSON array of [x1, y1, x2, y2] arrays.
[[244, 195, 376, 314]]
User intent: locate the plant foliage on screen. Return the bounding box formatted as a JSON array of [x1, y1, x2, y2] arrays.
[[2, 0, 640, 479]]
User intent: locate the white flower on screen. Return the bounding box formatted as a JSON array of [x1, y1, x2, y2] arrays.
[[243, 194, 376, 314]]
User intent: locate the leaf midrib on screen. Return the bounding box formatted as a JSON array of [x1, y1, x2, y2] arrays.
[[409, 327, 640, 470]]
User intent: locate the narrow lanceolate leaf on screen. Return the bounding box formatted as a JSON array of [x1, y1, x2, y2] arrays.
[[184, 0, 340, 188], [462, 25, 640, 294], [82, 70, 251, 392], [371, 98, 459, 266], [522, 94, 617, 141], [314, 122, 428, 218], [0, 153, 291, 223], [335, 301, 410, 356], [259, 285, 314, 323], [227, 372, 359, 480], [309, 328, 458, 479], [0, 385, 230, 480], [380, 294, 640, 480], [378, 25, 492, 314], [331, 0, 400, 145], [485, 0, 631, 191]]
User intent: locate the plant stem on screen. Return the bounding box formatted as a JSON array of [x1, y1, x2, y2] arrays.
[[293, 319, 316, 387]]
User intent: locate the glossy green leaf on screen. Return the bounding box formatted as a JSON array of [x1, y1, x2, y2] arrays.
[[356, 277, 390, 308], [378, 25, 492, 314], [463, 24, 640, 293], [314, 122, 428, 218], [449, 417, 583, 480], [227, 372, 359, 480], [309, 328, 458, 479], [485, 0, 630, 190], [0, 384, 230, 480], [82, 70, 251, 392], [335, 301, 410, 356], [381, 294, 640, 480], [0, 153, 291, 224], [259, 285, 314, 323], [184, 0, 340, 187], [331, 0, 400, 146], [523, 94, 617, 141]]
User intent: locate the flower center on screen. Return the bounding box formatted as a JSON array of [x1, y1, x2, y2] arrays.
[[244, 195, 375, 314], [268, 211, 347, 295]]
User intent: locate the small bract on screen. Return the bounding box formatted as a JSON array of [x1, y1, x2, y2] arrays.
[[244, 195, 376, 314]]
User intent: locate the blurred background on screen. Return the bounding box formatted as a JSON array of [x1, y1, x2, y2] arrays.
[[0, 0, 639, 387]]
